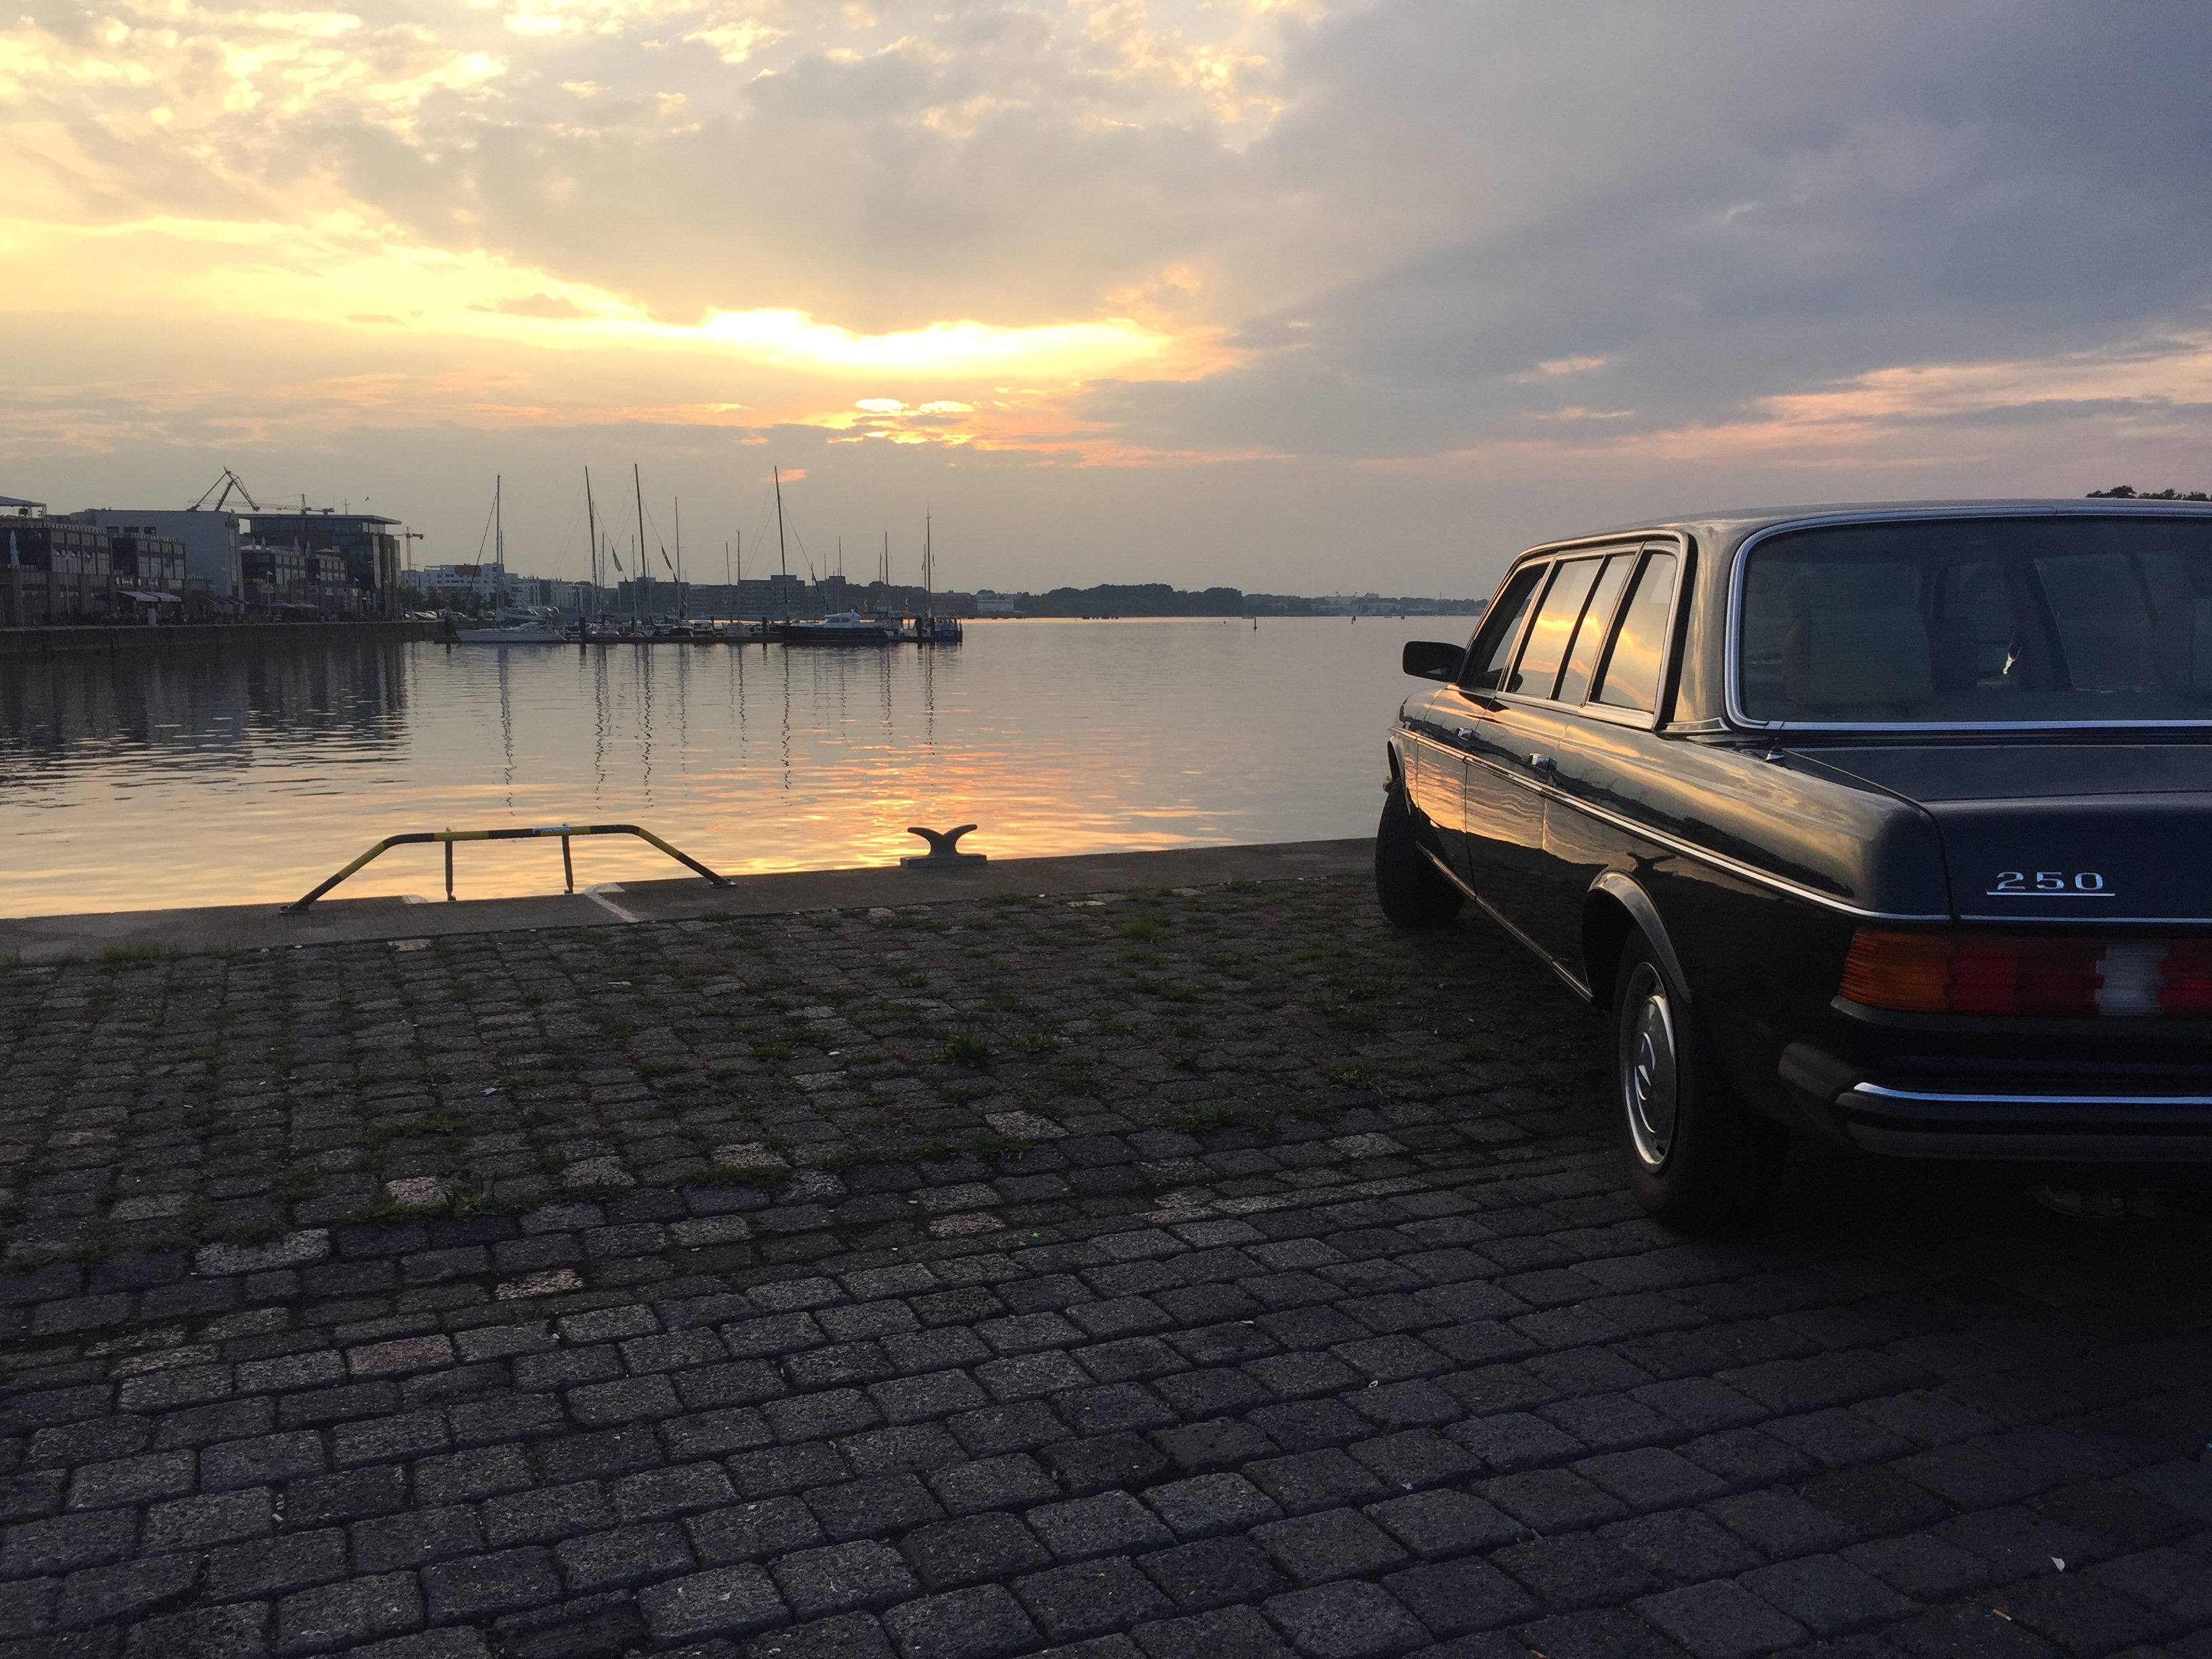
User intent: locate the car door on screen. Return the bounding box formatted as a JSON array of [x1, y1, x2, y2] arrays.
[[1537, 545, 1685, 974], [1397, 693, 1477, 880], [1460, 552, 1636, 954], [1401, 563, 1547, 881], [1433, 566, 1539, 889]]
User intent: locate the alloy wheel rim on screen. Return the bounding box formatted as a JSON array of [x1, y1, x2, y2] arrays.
[[1620, 963, 1678, 1170]]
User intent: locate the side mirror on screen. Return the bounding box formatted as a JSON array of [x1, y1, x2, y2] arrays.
[[1402, 640, 1462, 681]]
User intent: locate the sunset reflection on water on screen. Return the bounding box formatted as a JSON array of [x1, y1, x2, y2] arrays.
[[0, 617, 1465, 916]]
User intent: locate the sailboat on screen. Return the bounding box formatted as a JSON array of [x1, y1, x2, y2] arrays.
[[762, 466, 895, 644], [916, 511, 961, 644], [455, 476, 569, 642]]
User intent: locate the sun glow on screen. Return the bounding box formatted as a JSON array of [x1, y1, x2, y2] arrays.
[[684, 310, 1168, 378], [0, 199, 1218, 455]]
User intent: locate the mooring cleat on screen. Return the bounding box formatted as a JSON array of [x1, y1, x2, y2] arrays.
[[903, 824, 987, 866]]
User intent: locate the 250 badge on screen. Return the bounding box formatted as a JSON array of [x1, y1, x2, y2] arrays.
[[1986, 870, 2113, 898]]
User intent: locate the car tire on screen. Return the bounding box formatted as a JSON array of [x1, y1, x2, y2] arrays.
[[1612, 935, 1786, 1230], [1376, 781, 1465, 929]]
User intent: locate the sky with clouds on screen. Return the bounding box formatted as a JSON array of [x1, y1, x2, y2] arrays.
[[4, 0, 2210, 594]]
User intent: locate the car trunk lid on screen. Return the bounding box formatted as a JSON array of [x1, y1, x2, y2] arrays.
[[1788, 743, 2212, 924]]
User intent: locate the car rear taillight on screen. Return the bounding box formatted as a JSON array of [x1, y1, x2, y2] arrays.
[[2162, 941, 2212, 1017], [1842, 930, 2212, 1017]]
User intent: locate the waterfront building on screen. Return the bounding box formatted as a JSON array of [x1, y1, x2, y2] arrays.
[[305, 552, 363, 613], [0, 513, 171, 623], [12, 518, 110, 578], [238, 508, 403, 615], [68, 507, 243, 598], [241, 542, 310, 610], [3, 488, 421, 622], [684, 575, 806, 617], [103, 530, 188, 591], [408, 566, 602, 615], [413, 562, 506, 601], [614, 575, 668, 615]]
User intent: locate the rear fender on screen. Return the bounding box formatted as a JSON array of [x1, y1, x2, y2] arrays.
[[1585, 873, 1690, 1012]]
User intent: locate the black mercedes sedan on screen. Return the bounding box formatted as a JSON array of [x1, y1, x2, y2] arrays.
[[1380, 500, 2212, 1227]]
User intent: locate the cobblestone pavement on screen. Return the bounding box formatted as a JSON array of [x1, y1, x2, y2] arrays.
[[0, 874, 2208, 1659]]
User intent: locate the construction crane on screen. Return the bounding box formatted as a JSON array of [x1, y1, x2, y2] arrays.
[[190, 469, 260, 513]]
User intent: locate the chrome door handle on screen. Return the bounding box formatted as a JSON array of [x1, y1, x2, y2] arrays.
[[1454, 727, 1478, 741], [1526, 753, 1555, 771]]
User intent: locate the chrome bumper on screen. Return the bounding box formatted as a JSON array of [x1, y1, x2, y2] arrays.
[[1839, 1081, 2212, 1161]]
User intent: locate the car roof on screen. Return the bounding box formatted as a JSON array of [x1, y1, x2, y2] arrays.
[[1551, 497, 2212, 551]]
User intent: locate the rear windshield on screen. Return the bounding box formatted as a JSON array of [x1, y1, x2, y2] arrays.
[[1738, 516, 2212, 725]]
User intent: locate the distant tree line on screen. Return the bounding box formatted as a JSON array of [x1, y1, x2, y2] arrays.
[[1017, 583, 1248, 616], [2087, 485, 2210, 500], [997, 583, 1486, 617]]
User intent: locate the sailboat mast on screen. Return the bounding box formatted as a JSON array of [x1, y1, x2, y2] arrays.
[[583, 468, 598, 614], [773, 468, 790, 606], [494, 474, 503, 571], [633, 464, 649, 620], [675, 497, 683, 618]]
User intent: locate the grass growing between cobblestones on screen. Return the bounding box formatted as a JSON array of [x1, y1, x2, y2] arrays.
[[0, 872, 2205, 1658], [3, 878, 1572, 1267]]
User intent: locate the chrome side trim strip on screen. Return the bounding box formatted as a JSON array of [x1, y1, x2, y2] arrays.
[[1418, 846, 1593, 1002], [1463, 751, 1949, 924]]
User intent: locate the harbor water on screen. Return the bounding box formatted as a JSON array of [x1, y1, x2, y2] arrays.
[[0, 618, 1471, 916]]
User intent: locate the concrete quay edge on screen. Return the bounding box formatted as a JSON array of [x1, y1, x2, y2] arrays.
[[0, 837, 1374, 962], [0, 617, 438, 659]]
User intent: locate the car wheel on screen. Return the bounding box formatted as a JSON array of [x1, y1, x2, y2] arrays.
[[1612, 935, 1786, 1229], [1375, 780, 1465, 929]]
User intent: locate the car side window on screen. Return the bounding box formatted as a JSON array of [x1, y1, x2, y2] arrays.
[[1593, 551, 1680, 712], [1507, 557, 1603, 695], [1460, 563, 1547, 690], [1553, 553, 1636, 705]]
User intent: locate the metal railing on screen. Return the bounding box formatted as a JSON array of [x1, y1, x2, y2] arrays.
[[281, 824, 731, 913]]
